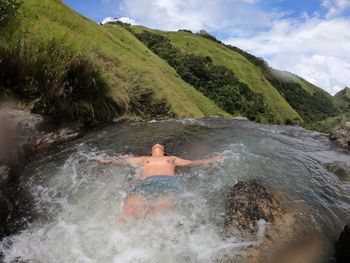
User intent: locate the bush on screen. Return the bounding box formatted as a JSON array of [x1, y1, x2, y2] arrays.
[[178, 29, 193, 34], [0, 0, 21, 26]]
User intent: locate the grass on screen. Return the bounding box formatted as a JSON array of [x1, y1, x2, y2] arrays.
[[133, 27, 302, 124], [306, 113, 350, 133], [0, 0, 228, 122]]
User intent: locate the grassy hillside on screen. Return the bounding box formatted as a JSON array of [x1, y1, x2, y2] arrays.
[[132, 27, 302, 124], [1, 0, 342, 128], [0, 0, 227, 122], [191, 35, 340, 123], [334, 87, 350, 112]]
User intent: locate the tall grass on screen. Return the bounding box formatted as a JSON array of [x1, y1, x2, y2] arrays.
[[0, 34, 121, 122], [0, 0, 227, 122]]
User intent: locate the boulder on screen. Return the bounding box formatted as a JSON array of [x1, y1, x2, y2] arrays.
[[223, 180, 285, 238], [222, 180, 324, 263], [35, 128, 80, 149], [335, 224, 350, 263], [0, 109, 45, 169], [325, 162, 350, 181]]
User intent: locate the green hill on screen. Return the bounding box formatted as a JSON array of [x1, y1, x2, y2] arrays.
[[132, 27, 301, 124], [335, 87, 350, 112], [0, 0, 342, 128], [134, 27, 342, 125], [0, 0, 227, 122]]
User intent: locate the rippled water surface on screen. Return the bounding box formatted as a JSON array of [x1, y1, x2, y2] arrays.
[[1, 118, 349, 262]]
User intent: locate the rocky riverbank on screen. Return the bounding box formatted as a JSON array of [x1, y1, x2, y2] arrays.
[[329, 121, 350, 149], [0, 108, 81, 239]]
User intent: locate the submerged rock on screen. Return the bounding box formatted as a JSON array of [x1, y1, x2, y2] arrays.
[[222, 179, 324, 263], [335, 224, 350, 263], [223, 179, 285, 238], [325, 162, 350, 181], [35, 128, 80, 150]]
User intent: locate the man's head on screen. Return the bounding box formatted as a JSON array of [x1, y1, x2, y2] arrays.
[[151, 143, 165, 157]]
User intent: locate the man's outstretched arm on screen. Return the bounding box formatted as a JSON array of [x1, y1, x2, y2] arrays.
[[174, 155, 223, 167], [99, 155, 143, 166]]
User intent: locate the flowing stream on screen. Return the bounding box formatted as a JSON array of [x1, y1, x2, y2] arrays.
[[1, 118, 349, 262]]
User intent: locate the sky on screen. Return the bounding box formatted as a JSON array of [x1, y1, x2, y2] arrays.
[[63, 0, 350, 95]]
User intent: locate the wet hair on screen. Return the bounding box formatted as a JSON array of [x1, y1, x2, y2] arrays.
[[150, 144, 168, 156]]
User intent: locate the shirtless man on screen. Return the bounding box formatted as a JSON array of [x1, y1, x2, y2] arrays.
[[99, 143, 222, 221]]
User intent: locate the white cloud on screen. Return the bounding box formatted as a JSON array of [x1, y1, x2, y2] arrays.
[[118, 17, 138, 24], [101, 16, 116, 24], [101, 16, 138, 25], [322, 0, 350, 19], [118, 0, 276, 35], [226, 17, 350, 94]]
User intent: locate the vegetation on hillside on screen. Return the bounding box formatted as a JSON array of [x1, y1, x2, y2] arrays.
[[135, 31, 266, 121], [227, 46, 339, 122], [0, 0, 343, 129], [0, 0, 227, 123], [335, 87, 350, 112], [306, 113, 350, 133], [190, 31, 339, 123], [0, 0, 22, 26], [144, 27, 303, 124]]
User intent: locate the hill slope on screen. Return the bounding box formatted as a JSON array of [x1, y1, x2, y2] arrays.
[[142, 28, 302, 124], [335, 87, 350, 112], [0, 0, 227, 121], [129, 26, 341, 125]]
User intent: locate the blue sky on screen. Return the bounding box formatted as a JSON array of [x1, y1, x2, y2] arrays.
[[62, 0, 350, 94]]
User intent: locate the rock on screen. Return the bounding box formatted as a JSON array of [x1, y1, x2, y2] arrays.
[[35, 128, 80, 149], [232, 117, 249, 121], [343, 122, 350, 130], [329, 133, 338, 141], [325, 162, 350, 181], [0, 109, 45, 169], [222, 180, 324, 263], [335, 224, 350, 263], [330, 121, 350, 149], [0, 165, 10, 185], [223, 180, 285, 238]]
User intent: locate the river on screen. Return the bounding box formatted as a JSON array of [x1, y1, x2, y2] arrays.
[[1, 118, 349, 262]]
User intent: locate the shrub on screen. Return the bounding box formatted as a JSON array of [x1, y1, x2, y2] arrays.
[[0, 0, 21, 26], [178, 29, 193, 34]]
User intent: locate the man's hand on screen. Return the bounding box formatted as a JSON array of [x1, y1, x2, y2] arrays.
[[211, 154, 225, 163]]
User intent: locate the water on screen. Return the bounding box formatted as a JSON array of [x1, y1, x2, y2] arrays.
[[1, 118, 349, 262]]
